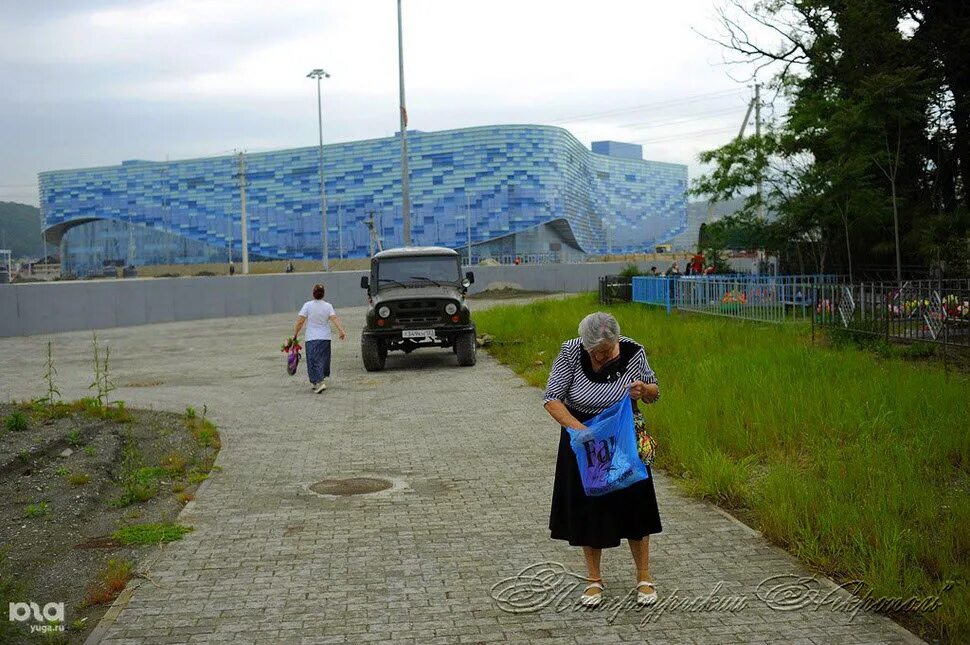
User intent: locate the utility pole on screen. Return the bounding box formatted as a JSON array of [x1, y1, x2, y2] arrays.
[[755, 82, 765, 221], [367, 212, 374, 257], [238, 151, 249, 274], [397, 0, 411, 246], [698, 86, 760, 255], [465, 193, 472, 266], [337, 203, 343, 260], [126, 213, 135, 267], [225, 162, 233, 267], [163, 159, 173, 265]]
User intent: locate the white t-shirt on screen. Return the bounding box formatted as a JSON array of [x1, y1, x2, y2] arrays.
[[298, 299, 336, 341]]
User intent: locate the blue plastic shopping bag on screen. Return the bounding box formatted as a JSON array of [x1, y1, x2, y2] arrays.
[[566, 399, 648, 496]]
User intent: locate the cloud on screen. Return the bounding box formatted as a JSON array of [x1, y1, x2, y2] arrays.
[[0, 0, 760, 206]]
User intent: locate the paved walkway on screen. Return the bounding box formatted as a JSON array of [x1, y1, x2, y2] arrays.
[[0, 300, 922, 644]]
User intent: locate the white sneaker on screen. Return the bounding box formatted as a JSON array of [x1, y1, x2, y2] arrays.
[[310, 382, 318, 390], [314, 380, 327, 393]]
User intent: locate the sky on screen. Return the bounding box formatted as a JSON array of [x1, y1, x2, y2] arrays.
[[0, 0, 773, 207]]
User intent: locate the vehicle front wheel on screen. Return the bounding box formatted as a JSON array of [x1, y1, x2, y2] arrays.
[[455, 331, 477, 367], [362, 336, 386, 371]]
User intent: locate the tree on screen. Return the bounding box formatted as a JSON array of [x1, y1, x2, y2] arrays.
[[692, 0, 968, 278]]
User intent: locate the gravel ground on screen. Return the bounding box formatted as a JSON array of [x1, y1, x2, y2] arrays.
[[0, 401, 218, 644]]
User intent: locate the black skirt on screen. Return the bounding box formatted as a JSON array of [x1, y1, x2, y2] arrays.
[[549, 403, 663, 548]]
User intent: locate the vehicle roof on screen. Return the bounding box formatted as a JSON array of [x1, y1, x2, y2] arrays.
[[373, 246, 459, 259]]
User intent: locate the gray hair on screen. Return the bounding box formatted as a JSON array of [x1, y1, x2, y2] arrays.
[[579, 312, 620, 349]]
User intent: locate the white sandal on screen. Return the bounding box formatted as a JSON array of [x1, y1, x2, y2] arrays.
[[580, 580, 604, 607], [636, 580, 657, 606]]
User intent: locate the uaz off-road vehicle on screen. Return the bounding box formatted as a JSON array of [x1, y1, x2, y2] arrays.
[[359, 246, 477, 371]]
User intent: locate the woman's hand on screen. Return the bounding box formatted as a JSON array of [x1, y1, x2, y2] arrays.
[[628, 380, 659, 403], [338, 329, 346, 341], [544, 400, 587, 431]]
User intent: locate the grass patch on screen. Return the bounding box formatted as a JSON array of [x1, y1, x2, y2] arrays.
[[19, 398, 133, 424], [84, 559, 133, 606], [4, 411, 29, 432], [24, 501, 50, 518], [68, 472, 91, 486], [475, 292, 970, 643], [112, 522, 193, 546], [113, 429, 168, 506], [160, 451, 187, 475], [115, 467, 167, 506], [187, 471, 208, 485], [186, 417, 220, 450]]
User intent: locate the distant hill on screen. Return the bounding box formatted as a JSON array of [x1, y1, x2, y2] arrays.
[[668, 197, 750, 251], [687, 196, 749, 222], [0, 202, 43, 258]]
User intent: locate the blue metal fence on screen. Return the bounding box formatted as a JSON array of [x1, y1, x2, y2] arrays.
[[632, 274, 842, 323]]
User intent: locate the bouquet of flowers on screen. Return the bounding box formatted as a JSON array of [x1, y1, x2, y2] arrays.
[[281, 337, 302, 376]]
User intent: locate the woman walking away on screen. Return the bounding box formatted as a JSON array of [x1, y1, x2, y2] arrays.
[[293, 284, 346, 393], [543, 312, 662, 608]]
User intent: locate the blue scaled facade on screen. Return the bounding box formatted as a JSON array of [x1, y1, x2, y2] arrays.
[[39, 124, 687, 275]]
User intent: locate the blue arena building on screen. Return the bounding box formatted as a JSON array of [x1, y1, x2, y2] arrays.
[[38, 124, 687, 275]]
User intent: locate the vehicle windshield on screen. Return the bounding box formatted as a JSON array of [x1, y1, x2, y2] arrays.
[[376, 256, 460, 287]]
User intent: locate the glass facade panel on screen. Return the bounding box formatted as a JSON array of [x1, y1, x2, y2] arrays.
[[39, 125, 687, 275]]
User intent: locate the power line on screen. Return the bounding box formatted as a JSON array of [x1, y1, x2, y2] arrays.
[[551, 88, 746, 124], [620, 106, 746, 131], [632, 125, 739, 145]]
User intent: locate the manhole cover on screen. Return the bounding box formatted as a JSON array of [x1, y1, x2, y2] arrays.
[[309, 477, 393, 496]]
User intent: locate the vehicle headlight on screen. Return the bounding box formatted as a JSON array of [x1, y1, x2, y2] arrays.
[[378, 306, 391, 318], [445, 303, 458, 315]]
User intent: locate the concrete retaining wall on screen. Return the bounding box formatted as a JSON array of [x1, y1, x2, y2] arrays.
[[0, 262, 653, 338]]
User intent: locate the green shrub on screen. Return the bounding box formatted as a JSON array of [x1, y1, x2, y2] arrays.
[[69, 472, 91, 486], [117, 467, 167, 505], [618, 263, 645, 278], [4, 412, 29, 433], [24, 502, 49, 518]]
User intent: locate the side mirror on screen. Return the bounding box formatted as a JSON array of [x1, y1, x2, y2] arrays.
[[360, 276, 370, 290], [465, 271, 475, 285]]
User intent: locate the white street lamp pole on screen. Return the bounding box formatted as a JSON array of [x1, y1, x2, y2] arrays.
[[308, 68, 330, 271]]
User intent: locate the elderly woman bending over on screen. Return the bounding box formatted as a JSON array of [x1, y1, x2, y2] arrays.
[[543, 312, 662, 608]]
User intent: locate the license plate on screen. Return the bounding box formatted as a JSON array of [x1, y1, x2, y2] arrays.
[[402, 329, 435, 339]]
